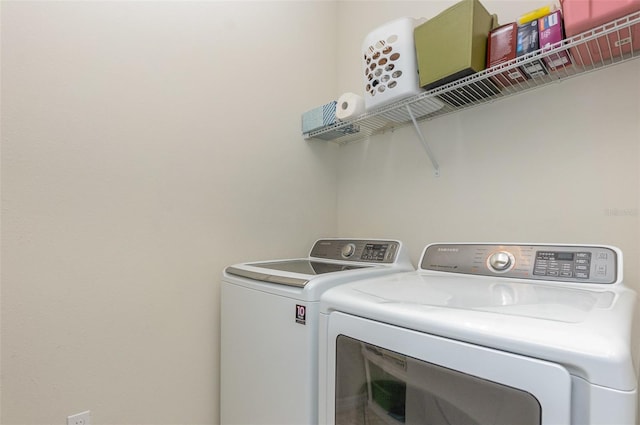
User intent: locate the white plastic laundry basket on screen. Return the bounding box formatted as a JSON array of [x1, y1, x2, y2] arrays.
[[362, 17, 424, 111]]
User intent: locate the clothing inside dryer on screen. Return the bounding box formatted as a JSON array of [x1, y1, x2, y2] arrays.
[[335, 335, 541, 425]]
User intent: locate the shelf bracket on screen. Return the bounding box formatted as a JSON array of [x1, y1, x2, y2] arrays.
[[406, 105, 440, 177]]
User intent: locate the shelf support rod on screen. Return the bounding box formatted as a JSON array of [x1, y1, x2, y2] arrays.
[[406, 105, 440, 177]]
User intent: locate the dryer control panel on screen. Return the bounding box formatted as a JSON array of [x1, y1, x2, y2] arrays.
[[421, 244, 619, 284], [310, 239, 401, 264]]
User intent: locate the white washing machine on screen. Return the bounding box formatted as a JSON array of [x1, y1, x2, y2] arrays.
[[318, 243, 638, 425], [220, 238, 413, 425]]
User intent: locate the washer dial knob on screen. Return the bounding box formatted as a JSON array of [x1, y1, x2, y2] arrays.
[[489, 251, 513, 272], [341, 243, 356, 258]]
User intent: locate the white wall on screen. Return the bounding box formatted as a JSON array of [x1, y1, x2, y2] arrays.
[[2, 1, 639, 424], [1, 2, 338, 424]]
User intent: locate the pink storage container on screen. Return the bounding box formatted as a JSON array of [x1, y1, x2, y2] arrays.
[[561, 0, 640, 65]]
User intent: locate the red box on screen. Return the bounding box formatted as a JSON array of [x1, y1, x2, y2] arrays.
[[561, 0, 640, 65], [487, 23, 529, 86], [538, 11, 572, 70]]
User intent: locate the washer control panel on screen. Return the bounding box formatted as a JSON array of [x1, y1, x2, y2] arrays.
[[421, 244, 619, 284], [533, 250, 593, 280], [310, 239, 401, 264]]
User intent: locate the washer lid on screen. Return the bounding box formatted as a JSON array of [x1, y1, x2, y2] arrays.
[[226, 260, 369, 287], [224, 238, 413, 289], [249, 259, 367, 275]]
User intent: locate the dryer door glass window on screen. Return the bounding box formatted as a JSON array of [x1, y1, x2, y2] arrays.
[[335, 335, 541, 425]]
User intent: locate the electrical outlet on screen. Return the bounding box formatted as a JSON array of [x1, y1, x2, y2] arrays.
[[67, 410, 90, 425]]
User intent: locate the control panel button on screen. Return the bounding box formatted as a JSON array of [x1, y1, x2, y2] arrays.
[[534, 268, 547, 276], [341, 243, 356, 258], [488, 251, 513, 272]]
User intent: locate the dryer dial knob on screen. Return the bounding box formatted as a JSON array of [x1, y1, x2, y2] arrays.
[[341, 243, 356, 258], [489, 251, 513, 271]]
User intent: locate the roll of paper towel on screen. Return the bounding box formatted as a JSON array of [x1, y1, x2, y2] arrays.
[[335, 92, 365, 121]]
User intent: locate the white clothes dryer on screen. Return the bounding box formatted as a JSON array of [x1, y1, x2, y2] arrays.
[[220, 239, 413, 425], [318, 243, 638, 425]]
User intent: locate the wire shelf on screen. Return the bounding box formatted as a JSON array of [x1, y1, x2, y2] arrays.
[[305, 11, 640, 145]]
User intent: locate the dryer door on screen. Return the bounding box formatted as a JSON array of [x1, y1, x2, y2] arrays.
[[321, 312, 572, 425]]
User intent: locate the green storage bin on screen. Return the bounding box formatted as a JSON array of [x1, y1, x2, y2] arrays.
[[414, 0, 498, 90], [371, 380, 406, 420]]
